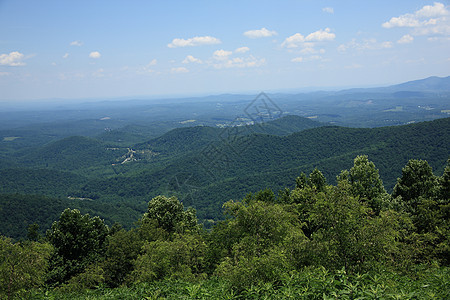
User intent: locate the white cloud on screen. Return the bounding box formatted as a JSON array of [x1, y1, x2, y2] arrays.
[[211, 55, 265, 69], [0, 72, 10, 76], [243, 27, 277, 38], [299, 48, 315, 55], [416, 2, 448, 18], [171, 67, 189, 73], [322, 7, 334, 14], [338, 38, 393, 52], [70, 40, 83, 46], [306, 28, 336, 42], [235, 46, 250, 53], [137, 59, 158, 74], [282, 28, 335, 48], [63, 53, 69, 59], [381, 41, 393, 48], [167, 36, 221, 48], [382, 2, 450, 36], [397, 34, 414, 44], [382, 14, 421, 28], [182, 55, 202, 64], [413, 22, 450, 36], [291, 55, 323, 63], [427, 36, 450, 41], [281, 33, 305, 48], [0, 51, 26, 66], [213, 49, 233, 60], [89, 51, 101, 59], [300, 48, 326, 55]]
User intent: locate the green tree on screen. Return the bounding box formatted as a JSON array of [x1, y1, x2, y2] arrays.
[[338, 155, 387, 213], [0, 237, 52, 299], [295, 172, 308, 189], [131, 196, 205, 283], [437, 158, 450, 200], [309, 168, 327, 192], [102, 229, 143, 287], [132, 233, 206, 282], [393, 159, 437, 205], [143, 195, 198, 234], [211, 199, 305, 289], [27, 223, 40, 242], [46, 209, 109, 286], [304, 180, 400, 272]]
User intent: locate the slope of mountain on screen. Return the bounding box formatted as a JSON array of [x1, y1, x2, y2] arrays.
[[390, 76, 450, 92], [74, 117, 450, 222], [136, 115, 323, 156], [0, 193, 143, 240], [18, 136, 128, 173], [336, 76, 450, 95], [0, 168, 87, 197]]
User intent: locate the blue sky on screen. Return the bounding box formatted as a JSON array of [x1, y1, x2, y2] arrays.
[[1, 0, 450, 101]]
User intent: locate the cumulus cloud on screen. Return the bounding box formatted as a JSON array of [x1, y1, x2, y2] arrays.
[[397, 34, 414, 44], [281, 33, 305, 48], [70, 40, 83, 46], [416, 2, 448, 18], [291, 57, 304, 63], [63, 53, 69, 59], [182, 55, 202, 64], [171, 67, 189, 73], [323, 7, 334, 14], [89, 51, 101, 59], [414, 22, 450, 36], [235, 46, 250, 53], [382, 15, 421, 28], [167, 36, 221, 48], [213, 49, 233, 60], [243, 27, 277, 38], [0, 51, 26, 66], [382, 2, 450, 36], [306, 28, 336, 42], [282, 28, 335, 48]]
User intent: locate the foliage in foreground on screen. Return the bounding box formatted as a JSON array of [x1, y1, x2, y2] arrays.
[[29, 265, 450, 299], [0, 156, 449, 299]]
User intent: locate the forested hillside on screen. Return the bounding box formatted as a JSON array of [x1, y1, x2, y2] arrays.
[[0, 116, 448, 233], [72, 117, 450, 222]]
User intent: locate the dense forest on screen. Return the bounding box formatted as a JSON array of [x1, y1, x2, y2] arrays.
[[1, 156, 449, 299], [1, 116, 449, 236]]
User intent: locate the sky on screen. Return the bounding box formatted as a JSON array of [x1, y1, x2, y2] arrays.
[[1, 0, 450, 101]]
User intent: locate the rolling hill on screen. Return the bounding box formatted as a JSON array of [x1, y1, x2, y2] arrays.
[[74, 117, 450, 221]]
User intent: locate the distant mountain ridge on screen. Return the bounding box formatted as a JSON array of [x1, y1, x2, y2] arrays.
[[336, 76, 450, 95], [136, 115, 324, 156]]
